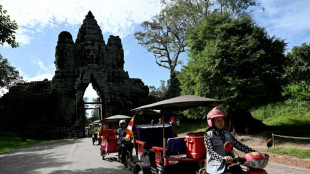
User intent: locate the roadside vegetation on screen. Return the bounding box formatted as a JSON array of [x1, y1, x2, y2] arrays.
[[0, 131, 45, 154], [270, 147, 310, 159], [251, 99, 310, 127]]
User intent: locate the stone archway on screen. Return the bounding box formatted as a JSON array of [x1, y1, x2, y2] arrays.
[[51, 11, 151, 137]]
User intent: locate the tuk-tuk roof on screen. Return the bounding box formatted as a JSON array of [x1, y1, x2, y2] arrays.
[[92, 120, 101, 124], [104, 115, 132, 120], [132, 95, 222, 112]]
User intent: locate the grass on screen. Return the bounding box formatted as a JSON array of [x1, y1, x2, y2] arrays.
[[251, 99, 310, 126], [270, 146, 310, 158], [0, 131, 46, 154], [175, 119, 208, 136]]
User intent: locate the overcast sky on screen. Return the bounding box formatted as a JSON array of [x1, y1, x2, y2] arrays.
[[1, 0, 310, 104]]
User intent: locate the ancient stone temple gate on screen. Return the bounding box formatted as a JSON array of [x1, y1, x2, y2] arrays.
[[0, 12, 151, 138]]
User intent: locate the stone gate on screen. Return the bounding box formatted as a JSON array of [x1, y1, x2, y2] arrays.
[[0, 12, 152, 138]]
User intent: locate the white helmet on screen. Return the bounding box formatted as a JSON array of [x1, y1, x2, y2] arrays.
[[119, 120, 126, 127]]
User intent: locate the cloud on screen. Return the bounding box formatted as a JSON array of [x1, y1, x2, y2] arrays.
[[254, 0, 310, 49], [2, 0, 161, 45]]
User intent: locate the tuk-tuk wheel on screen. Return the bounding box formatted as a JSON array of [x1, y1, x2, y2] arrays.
[[132, 164, 143, 174]]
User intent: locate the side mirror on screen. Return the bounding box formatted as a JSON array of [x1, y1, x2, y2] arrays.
[[267, 139, 273, 148], [224, 141, 234, 152], [115, 131, 119, 135]]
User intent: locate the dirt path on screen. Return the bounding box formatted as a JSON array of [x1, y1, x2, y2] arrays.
[[235, 134, 310, 169]]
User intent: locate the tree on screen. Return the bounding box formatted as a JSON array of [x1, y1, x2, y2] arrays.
[[214, 0, 261, 17], [149, 80, 168, 100], [179, 13, 287, 112], [284, 43, 310, 101], [164, 71, 181, 99], [135, 0, 260, 77], [0, 54, 22, 88], [286, 43, 310, 85], [0, 4, 19, 48]]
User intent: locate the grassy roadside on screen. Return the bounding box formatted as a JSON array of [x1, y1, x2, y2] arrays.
[[0, 131, 46, 154], [175, 119, 208, 136], [270, 147, 310, 158]]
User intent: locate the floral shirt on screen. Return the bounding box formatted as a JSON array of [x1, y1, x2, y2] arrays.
[[204, 128, 256, 162]]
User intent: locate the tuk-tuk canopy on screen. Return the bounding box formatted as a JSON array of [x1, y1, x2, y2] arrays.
[[103, 115, 132, 120], [92, 120, 101, 124], [132, 95, 222, 112]]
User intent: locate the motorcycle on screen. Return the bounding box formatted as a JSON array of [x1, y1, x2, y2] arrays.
[[223, 139, 273, 174], [119, 138, 134, 168]]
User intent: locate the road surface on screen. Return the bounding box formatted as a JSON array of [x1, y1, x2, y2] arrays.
[[0, 138, 131, 174], [1, 137, 310, 174]]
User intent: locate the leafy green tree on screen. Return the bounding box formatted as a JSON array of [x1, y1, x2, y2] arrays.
[[179, 14, 287, 111], [284, 43, 310, 100], [135, 0, 260, 77], [286, 43, 310, 85], [214, 0, 261, 17], [0, 54, 22, 88], [0, 4, 19, 48], [164, 71, 181, 99], [149, 80, 168, 100]]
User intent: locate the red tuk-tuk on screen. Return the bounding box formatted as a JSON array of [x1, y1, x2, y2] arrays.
[[99, 115, 132, 160], [130, 95, 222, 174]]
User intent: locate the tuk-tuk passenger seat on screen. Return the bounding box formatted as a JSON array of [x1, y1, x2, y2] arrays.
[[166, 137, 186, 156]]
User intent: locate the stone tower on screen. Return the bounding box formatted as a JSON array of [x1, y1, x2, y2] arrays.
[[51, 11, 150, 136]]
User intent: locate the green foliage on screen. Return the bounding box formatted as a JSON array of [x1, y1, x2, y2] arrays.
[[134, 8, 187, 75], [0, 131, 44, 154], [213, 0, 261, 17], [283, 83, 310, 101], [251, 99, 310, 126], [270, 147, 310, 159], [135, 0, 260, 76], [285, 43, 310, 84], [149, 80, 168, 100], [175, 119, 209, 135], [0, 4, 19, 48], [0, 54, 23, 88], [164, 71, 181, 99], [179, 14, 287, 111]]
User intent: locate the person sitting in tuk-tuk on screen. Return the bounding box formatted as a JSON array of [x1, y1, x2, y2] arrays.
[[98, 124, 107, 138], [204, 106, 256, 174], [116, 120, 127, 161]]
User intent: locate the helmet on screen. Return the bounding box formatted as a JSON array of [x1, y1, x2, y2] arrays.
[[207, 106, 225, 127], [119, 120, 126, 127]]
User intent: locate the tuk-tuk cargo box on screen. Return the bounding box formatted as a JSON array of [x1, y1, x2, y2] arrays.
[[184, 132, 206, 159]]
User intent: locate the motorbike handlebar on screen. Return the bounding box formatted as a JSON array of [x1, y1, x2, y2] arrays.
[[227, 157, 246, 170]]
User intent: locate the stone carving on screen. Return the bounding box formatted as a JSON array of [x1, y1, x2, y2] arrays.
[[0, 11, 152, 138]]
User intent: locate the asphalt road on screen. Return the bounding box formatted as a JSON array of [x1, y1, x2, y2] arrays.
[[1, 137, 310, 174], [0, 138, 131, 174]]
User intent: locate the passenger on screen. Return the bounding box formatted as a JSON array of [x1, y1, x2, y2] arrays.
[[116, 120, 126, 161], [204, 106, 256, 174]]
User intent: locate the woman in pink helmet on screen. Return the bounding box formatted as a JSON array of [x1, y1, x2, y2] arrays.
[[204, 106, 256, 174]]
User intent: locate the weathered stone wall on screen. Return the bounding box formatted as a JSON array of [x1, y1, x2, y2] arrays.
[[0, 11, 152, 138]]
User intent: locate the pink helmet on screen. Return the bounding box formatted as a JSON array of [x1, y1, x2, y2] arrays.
[[207, 106, 225, 127]]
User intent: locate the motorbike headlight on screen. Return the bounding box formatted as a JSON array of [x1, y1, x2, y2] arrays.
[[245, 158, 268, 168]]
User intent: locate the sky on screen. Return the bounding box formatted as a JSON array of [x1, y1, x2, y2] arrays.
[[1, 0, 310, 103]]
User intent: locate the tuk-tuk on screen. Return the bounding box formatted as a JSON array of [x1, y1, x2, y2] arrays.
[[99, 115, 132, 161], [130, 95, 222, 174]]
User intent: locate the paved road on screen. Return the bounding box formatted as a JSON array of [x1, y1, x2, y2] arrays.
[[0, 138, 131, 174], [1, 138, 310, 174]]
